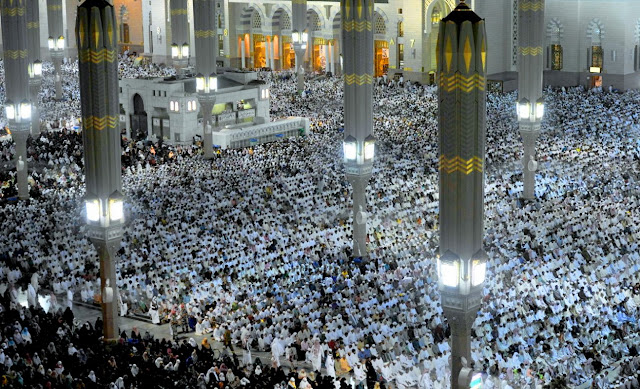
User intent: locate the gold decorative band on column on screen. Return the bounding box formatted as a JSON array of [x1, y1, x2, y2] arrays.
[[253, 34, 265, 42], [520, 1, 543, 11], [5, 50, 28, 59], [2, 7, 26, 16], [313, 37, 326, 45], [345, 73, 373, 85], [195, 30, 216, 38], [439, 156, 483, 174], [292, 0, 306, 3], [439, 73, 486, 93], [343, 20, 372, 32], [47, 4, 62, 11], [282, 36, 291, 43], [79, 49, 117, 64], [83, 115, 118, 131], [170, 9, 188, 15], [520, 46, 543, 56], [27, 22, 39, 29]]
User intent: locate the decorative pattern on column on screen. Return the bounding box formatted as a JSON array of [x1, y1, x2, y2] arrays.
[[517, 0, 545, 200], [193, 0, 218, 159], [342, 0, 375, 259], [436, 2, 488, 387], [2, 0, 31, 199], [77, 0, 124, 341]]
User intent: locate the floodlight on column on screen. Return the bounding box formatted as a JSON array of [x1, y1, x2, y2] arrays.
[[181, 43, 189, 58], [301, 31, 308, 50], [471, 249, 488, 287], [48, 36, 54, 49], [171, 43, 179, 58], [108, 191, 125, 222], [438, 251, 460, 288], [5, 100, 16, 121], [19, 101, 32, 121], [343, 135, 357, 162], [85, 197, 100, 223], [517, 98, 531, 121], [292, 30, 300, 44], [57, 36, 64, 50], [196, 73, 205, 92], [209, 74, 218, 92], [535, 98, 544, 120], [33, 60, 43, 77], [364, 135, 375, 161]]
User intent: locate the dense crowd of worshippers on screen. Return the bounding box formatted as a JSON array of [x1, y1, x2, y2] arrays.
[[1, 54, 640, 388]]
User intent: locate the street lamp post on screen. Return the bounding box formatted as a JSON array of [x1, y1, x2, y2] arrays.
[[48, 35, 65, 100], [437, 250, 487, 388], [170, 0, 190, 76], [28, 61, 43, 136], [171, 42, 190, 76], [343, 135, 375, 258], [342, 0, 375, 260], [196, 73, 217, 159], [2, 0, 31, 200], [77, 0, 124, 341], [193, 0, 218, 160], [436, 1, 488, 387], [47, 0, 64, 100], [517, 0, 546, 200], [292, 0, 307, 94], [5, 101, 33, 200], [27, 0, 42, 135], [292, 29, 308, 94]]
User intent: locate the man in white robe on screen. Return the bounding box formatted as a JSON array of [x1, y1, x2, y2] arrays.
[[271, 336, 285, 367]]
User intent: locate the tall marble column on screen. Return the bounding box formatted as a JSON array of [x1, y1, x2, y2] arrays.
[[193, 0, 218, 159], [27, 0, 42, 135], [77, 0, 124, 341], [517, 0, 545, 200], [342, 0, 375, 259], [2, 0, 31, 199], [46, 0, 64, 100], [292, 0, 307, 93], [436, 1, 488, 387]]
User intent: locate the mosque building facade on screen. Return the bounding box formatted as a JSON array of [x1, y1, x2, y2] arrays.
[[136, 0, 640, 91], [1, 0, 639, 90]]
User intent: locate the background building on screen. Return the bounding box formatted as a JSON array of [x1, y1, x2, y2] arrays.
[[2, 0, 640, 90]]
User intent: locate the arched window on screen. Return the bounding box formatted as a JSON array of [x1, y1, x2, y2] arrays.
[[397, 21, 404, 37], [547, 18, 563, 70], [431, 7, 441, 25], [587, 19, 605, 70], [252, 11, 262, 30], [374, 13, 386, 35]]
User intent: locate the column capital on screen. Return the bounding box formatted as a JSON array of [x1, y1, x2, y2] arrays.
[[10, 123, 31, 139], [87, 225, 124, 249], [519, 126, 541, 145], [197, 93, 217, 105], [345, 164, 373, 177]]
